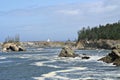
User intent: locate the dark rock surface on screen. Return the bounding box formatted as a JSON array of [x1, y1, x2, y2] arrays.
[[58, 46, 90, 59], [98, 44, 120, 66], [81, 54, 90, 59]]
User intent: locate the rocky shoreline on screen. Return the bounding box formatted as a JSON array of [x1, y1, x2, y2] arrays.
[[21, 41, 76, 48], [76, 39, 120, 50], [1, 40, 120, 66], [0, 40, 120, 50]]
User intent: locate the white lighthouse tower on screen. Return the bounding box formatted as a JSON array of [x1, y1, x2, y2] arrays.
[[47, 38, 50, 42]]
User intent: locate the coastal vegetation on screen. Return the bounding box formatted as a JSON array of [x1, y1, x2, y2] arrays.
[[78, 21, 120, 41], [4, 34, 20, 44], [2, 35, 25, 52]]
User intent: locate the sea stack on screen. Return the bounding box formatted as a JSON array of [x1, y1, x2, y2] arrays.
[[58, 46, 90, 59], [58, 46, 78, 57], [98, 44, 120, 66], [2, 42, 26, 52]]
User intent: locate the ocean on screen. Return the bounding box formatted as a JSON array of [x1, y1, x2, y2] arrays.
[[0, 48, 120, 80]]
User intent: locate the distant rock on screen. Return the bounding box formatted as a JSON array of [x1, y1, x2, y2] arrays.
[[98, 44, 120, 66], [58, 46, 90, 59], [76, 41, 84, 49], [2, 42, 26, 52]]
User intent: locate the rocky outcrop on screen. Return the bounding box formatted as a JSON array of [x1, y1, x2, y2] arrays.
[[81, 54, 90, 59], [76, 40, 120, 50], [2, 42, 26, 52], [98, 44, 120, 66], [58, 46, 90, 59], [58, 46, 78, 57], [76, 41, 84, 49]]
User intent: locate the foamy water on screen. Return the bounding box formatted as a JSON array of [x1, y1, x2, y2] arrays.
[[0, 56, 6, 59], [0, 48, 120, 80]]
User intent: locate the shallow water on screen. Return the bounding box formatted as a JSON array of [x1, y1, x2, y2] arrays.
[[0, 48, 120, 80]]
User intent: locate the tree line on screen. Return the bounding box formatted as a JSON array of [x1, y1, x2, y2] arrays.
[[78, 21, 120, 41], [4, 34, 20, 43]]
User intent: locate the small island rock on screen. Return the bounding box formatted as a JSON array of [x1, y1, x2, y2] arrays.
[[58, 46, 90, 59], [98, 44, 120, 66], [2, 42, 26, 52], [58, 46, 78, 57]]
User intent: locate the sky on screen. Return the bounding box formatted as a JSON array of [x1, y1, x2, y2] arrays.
[[0, 0, 120, 42]]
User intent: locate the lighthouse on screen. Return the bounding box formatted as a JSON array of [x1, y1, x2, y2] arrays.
[[47, 38, 50, 42]]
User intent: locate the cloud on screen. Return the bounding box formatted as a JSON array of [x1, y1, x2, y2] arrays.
[[0, 0, 120, 41], [87, 1, 118, 14], [56, 9, 80, 15], [0, 0, 119, 17]]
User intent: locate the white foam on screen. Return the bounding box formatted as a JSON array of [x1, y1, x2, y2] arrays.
[[33, 66, 87, 80], [32, 62, 44, 66], [103, 78, 114, 80], [37, 48, 44, 50], [78, 77, 93, 80], [19, 56, 29, 59], [42, 71, 56, 77], [0, 56, 7, 59], [31, 61, 61, 68], [0, 61, 13, 63], [57, 67, 87, 73], [33, 77, 44, 80], [47, 65, 61, 68], [33, 71, 70, 80], [89, 55, 101, 61]]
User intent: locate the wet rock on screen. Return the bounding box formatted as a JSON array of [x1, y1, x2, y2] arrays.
[[81, 54, 90, 59], [58, 46, 90, 59], [98, 44, 120, 66]]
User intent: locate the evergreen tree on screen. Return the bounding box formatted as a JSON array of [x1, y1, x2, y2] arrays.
[[78, 21, 120, 41]]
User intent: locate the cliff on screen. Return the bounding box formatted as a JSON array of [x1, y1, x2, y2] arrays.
[[76, 39, 120, 50]]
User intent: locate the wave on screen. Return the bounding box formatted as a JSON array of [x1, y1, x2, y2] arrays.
[[0, 60, 13, 63], [31, 60, 61, 68], [0, 56, 7, 59], [89, 55, 102, 61], [33, 66, 87, 80]]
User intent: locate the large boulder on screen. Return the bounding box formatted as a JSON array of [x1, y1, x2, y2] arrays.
[[58, 46, 78, 57], [58, 46, 90, 59], [98, 44, 120, 66], [2, 42, 26, 52]]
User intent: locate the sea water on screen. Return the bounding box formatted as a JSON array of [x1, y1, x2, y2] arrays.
[[0, 48, 120, 80]]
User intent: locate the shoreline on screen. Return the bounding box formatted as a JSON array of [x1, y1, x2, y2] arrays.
[[0, 39, 120, 50]]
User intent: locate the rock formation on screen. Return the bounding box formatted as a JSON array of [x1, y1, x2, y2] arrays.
[[98, 44, 120, 66], [76, 39, 120, 50], [76, 41, 84, 49], [58, 46, 90, 59], [2, 42, 26, 52], [58, 46, 78, 57]]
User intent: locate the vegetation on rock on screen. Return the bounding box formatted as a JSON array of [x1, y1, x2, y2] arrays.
[[2, 35, 26, 52], [3, 34, 20, 46]]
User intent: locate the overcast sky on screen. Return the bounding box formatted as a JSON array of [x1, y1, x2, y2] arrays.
[[0, 0, 120, 41]]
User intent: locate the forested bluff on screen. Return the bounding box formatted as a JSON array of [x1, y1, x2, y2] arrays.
[[76, 21, 120, 49]]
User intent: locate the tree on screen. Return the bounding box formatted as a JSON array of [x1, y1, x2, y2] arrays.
[[77, 21, 120, 41]]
